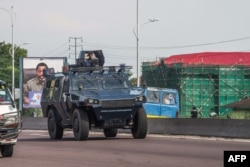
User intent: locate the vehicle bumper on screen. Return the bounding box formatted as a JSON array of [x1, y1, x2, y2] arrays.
[[0, 128, 19, 145]]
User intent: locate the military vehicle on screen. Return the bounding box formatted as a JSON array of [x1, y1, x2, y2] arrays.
[[40, 50, 148, 140], [0, 80, 21, 157]]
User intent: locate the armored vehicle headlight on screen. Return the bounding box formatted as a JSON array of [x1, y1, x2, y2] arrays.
[[87, 98, 99, 104], [88, 98, 94, 104], [135, 96, 144, 102]]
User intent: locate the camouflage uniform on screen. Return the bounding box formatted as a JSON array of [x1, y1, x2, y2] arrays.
[[23, 77, 45, 117], [23, 77, 45, 98]]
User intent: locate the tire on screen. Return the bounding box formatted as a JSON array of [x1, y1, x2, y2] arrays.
[[104, 128, 118, 137], [47, 109, 64, 140], [131, 108, 148, 139], [73, 108, 89, 141], [1, 145, 14, 157]]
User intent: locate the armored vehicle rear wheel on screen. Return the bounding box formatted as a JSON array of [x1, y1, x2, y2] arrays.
[[103, 128, 118, 137], [48, 109, 64, 140], [131, 108, 148, 139], [73, 108, 89, 141], [1, 145, 13, 157]]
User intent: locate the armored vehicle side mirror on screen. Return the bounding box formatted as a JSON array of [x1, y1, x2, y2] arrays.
[[43, 68, 55, 77], [43, 69, 49, 78]]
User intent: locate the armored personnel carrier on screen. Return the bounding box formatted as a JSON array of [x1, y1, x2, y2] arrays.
[[40, 50, 147, 140], [0, 80, 21, 157]]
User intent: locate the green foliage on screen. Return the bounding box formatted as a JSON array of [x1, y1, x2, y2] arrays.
[[126, 70, 133, 79], [228, 110, 250, 119], [0, 41, 28, 88], [130, 78, 137, 86], [22, 108, 43, 117], [125, 69, 137, 86]]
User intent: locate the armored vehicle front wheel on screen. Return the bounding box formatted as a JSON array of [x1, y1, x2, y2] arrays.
[[103, 128, 118, 137], [0, 145, 14, 157], [48, 109, 64, 140], [73, 108, 89, 141], [131, 108, 148, 139]]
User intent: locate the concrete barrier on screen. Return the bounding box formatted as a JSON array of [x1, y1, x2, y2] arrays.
[[21, 117, 250, 139], [147, 118, 250, 139]]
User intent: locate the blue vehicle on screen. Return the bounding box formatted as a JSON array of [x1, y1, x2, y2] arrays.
[[143, 87, 180, 118]]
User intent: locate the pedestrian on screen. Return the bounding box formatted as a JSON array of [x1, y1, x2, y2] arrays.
[[191, 106, 198, 118]]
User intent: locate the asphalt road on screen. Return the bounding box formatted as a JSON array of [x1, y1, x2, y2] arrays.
[[1, 130, 250, 167]]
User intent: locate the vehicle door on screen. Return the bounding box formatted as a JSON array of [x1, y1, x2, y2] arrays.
[[143, 90, 160, 117], [160, 91, 178, 118]]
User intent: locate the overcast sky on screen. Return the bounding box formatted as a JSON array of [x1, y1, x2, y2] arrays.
[[1, 0, 250, 76]]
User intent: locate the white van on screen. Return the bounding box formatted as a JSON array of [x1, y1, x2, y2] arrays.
[[0, 80, 21, 157]]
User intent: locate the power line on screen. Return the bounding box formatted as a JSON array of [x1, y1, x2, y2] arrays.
[[36, 35, 250, 63], [69, 37, 83, 62], [40, 42, 68, 57], [141, 36, 250, 50], [83, 42, 134, 50], [83, 36, 250, 50], [50, 49, 68, 57]]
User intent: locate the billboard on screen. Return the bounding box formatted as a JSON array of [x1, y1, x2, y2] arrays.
[[21, 57, 67, 109]]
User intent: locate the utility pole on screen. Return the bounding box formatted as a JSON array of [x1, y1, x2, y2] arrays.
[[69, 37, 83, 63]]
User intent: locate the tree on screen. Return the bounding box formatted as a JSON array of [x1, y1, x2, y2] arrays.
[[126, 69, 133, 79], [0, 41, 28, 88], [130, 78, 137, 86], [125, 69, 137, 86]]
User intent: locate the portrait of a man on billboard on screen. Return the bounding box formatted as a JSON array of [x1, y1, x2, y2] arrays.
[[22, 57, 65, 108]]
